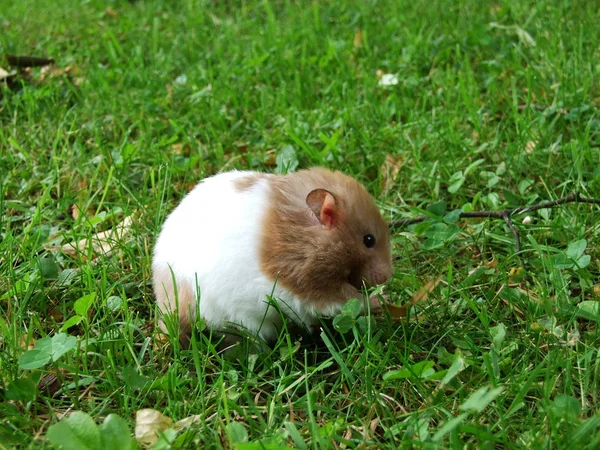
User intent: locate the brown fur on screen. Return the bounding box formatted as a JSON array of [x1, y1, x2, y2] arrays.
[[153, 265, 195, 344], [234, 173, 269, 192], [259, 167, 393, 313]]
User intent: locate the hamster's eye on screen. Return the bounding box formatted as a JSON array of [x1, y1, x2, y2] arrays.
[[363, 234, 376, 248]]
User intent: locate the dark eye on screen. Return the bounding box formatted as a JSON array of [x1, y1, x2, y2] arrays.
[[363, 234, 376, 248]]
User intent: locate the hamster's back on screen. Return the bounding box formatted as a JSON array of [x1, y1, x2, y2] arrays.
[[152, 171, 273, 336], [153, 171, 268, 273]]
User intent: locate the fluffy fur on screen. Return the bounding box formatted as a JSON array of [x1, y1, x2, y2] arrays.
[[152, 168, 392, 343], [153, 171, 319, 342]]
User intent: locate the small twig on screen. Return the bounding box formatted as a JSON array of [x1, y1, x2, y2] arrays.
[[5, 54, 55, 68], [390, 192, 600, 254]]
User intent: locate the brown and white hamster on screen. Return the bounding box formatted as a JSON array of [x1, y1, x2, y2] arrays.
[[152, 167, 393, 342]]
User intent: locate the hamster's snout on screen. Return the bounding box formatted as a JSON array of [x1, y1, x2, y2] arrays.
[[368, 260, 393, 286], [350, 262, 393, 289], [370, 269, 391, 286]]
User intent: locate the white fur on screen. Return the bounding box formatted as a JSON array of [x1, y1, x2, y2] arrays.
[[152, 171, 321, 341]]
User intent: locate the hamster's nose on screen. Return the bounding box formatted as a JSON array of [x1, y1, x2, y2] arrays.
[[371, 265, 392, 286]]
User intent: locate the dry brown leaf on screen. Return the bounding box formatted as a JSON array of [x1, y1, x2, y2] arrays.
[[104, 7, 118, 18], [593, 285, 600, 297], [411, 276, 442, 304], [18, 335, 35, 350], [264, 149, 277, 167], [48, 307, 64, 322], [369, 417, 380, 434], [59, 215, 133, 258], [385, 303, 407, 319], [135, 409, 173, 445], [174, 415, 202, 430], [40, 64, 63, 81], [485, 257, 498, 269], [39, 64, 85, 85], [38, 373, 61, 397], [380, 276, 442, 320], [343, 428, 353, 443], [380, 154, 404, 195], [353, 28, 363, 49], [70, 203, 81, 221], [171, 142, 191, 157], [152, 329, 171, 352], [72, 76, 86, 86], [235, 141, 250, 153]]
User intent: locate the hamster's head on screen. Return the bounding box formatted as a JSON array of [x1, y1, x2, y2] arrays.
[[305, 175, 393, 290]]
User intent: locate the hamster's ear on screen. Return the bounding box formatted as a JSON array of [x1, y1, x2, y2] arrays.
[[306, 189, 338, 229]]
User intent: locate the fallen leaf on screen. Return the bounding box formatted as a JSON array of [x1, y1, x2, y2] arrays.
[[153, 330, 170, 351], [48, 307, 64, 322], [566, 329, 580, 346], [104, 7, 118, 18], [70, 204, 81, 221], [343, 428, 353, 441], [353, 28, 363, 49], [234, 141, 250, 153], [135, 409, 173, 445], [72, 76, 86, 86], [174, 74, 187, 86], [485, 258, 498, 269], [174, 415, 202, 430], [411, 276, 442, 304], [380, 154, 404, 195], [369, 417, 379, 434], [378, 73, 399, 87], [39, 64, 85, 85], [525, 141, 536, 153], [264, 149, 277, 167], [38, 372, 61, 397], [18, 335, 35, 350], [58, 215, 133, 258], [209, 13, 222, 26], [171, 142, 191, 156], [40, 65, 64, 81], [385, 303, 407, 319], [0, 66, 17, 81]]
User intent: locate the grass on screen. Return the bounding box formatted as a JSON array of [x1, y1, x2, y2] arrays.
[[1, 0, 600, 448]]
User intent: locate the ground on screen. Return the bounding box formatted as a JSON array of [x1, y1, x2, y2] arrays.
[[1, 0, 600, 448]]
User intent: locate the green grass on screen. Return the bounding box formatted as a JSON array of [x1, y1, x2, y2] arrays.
[[1, 0, 600, 448]]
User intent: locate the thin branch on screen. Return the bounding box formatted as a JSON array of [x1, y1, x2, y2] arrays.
[[5, 54, 55, 68], [390, 193, 600, 254], [501, 211, 522, 253]]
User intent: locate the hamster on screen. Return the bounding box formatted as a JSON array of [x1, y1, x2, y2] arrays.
[[152, 167, 393, 343]]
